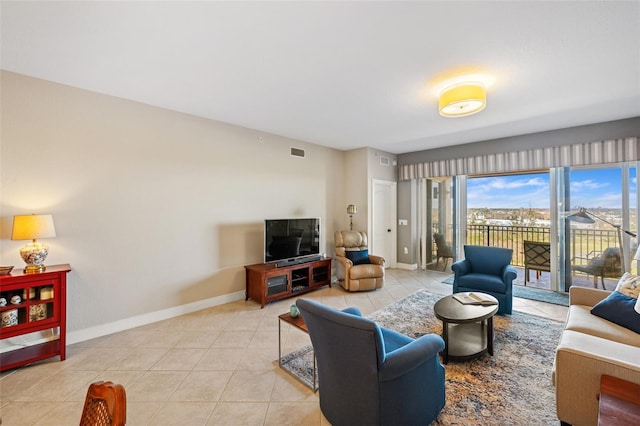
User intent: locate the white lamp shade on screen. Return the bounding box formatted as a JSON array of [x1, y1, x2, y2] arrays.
[[11, 214, 56, 240]]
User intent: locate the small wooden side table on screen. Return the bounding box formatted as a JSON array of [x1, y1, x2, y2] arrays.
[[598, 375, 640, 425], [278, 312, 317, 392], [433, 294, 499, 364]]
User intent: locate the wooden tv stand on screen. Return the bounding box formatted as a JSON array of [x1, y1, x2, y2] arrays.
[[245, 258, 332, 308]]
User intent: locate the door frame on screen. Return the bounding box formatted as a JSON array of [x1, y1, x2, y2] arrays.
[[371, 179, 397, 268]]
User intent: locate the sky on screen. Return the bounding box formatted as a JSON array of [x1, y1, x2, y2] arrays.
[[467, 166, 638, 209]]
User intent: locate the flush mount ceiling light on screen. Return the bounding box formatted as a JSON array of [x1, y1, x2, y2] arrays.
[[439, 82, 487, 117]]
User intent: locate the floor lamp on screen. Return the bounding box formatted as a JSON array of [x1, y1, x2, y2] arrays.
[[567, 208, 637, 273]]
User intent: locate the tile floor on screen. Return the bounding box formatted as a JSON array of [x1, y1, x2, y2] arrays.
[[0, 268, 568, 425]]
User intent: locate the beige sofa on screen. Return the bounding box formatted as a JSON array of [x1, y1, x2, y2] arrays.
[[553, 286, 640, 426]]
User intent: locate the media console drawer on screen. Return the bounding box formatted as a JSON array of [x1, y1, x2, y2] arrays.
[[245, 258, 332, 308]]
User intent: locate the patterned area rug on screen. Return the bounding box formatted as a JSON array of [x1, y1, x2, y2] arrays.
[[441, 275, 569, 306], [279, 289, 564, 425]]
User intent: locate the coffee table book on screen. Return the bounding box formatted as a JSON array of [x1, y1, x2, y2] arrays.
[[453, 292, 498, 306]]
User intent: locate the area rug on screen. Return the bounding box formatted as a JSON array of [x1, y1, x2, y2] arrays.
[[279, 289, 564, 425], [442, 275, 569, 306]]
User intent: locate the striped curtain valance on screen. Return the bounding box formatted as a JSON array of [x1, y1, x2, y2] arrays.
[[399, 137, 639, 180]]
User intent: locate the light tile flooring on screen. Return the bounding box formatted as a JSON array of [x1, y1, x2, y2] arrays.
[[0, 268, 568, 425]]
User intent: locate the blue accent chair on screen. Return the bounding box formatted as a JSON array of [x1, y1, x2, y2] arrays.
[[296, 298, 445, 426], [451, 245, 517, 314]]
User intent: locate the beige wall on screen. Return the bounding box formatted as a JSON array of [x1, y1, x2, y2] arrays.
[[342, 149, 368, 234], [341, 148, 398, 235], [0, 71, 345, 341]]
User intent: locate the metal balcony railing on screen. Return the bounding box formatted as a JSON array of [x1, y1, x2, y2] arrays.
[[463, 225, 620, 268]]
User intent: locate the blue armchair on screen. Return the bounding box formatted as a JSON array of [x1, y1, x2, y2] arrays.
[[296, 298, 446, 426], [451, 245, 517, 314]]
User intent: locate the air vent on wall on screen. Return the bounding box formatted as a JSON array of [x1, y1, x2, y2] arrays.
[[291, 147, 305, 158], [380, 156, 390, 166]]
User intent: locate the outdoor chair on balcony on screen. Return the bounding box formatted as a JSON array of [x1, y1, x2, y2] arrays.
[[433, 233, 454, 271], [523, 241, 551, 285], [451, 245, 517, 315], [572, 247, 622, 290]]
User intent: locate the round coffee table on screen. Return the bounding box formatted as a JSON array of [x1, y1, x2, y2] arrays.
[[433, 294, 499, 364]]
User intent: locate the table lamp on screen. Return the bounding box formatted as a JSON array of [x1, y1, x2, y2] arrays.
[[11, 214, 56, 273]]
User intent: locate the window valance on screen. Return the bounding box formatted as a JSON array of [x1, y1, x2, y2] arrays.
[[399, 137, 638, 180]]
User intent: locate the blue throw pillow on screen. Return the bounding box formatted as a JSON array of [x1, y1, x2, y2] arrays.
[[345, 249, 370, 265], [591, 291, 640, 334]]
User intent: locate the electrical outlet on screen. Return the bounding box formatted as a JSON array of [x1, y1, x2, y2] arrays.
[[399, 219, 408, 226], [404, 247, 408, 254]]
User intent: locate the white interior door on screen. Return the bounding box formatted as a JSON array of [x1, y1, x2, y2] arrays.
[[372, 179, 397, 268]]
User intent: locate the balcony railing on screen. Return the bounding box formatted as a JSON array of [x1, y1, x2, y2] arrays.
[[464, 224, 619, 268]]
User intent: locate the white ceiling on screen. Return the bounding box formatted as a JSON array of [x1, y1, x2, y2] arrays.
[[2, 1, 639, 154]]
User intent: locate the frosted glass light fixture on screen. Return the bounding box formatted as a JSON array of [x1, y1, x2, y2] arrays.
[[11, 214, 56, 273], [439, 82, 486, 117]]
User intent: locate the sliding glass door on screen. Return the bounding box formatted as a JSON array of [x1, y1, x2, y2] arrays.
[[418, 178, 454, 270], [419, 161, 638, 292], [465, 171, 552, 288], [561, 163, 638, 291]]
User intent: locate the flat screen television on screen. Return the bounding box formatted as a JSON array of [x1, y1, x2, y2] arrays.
[[264, 218, 321, 264]]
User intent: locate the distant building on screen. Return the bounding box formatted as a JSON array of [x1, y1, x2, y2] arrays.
[[486, 219, 513, 226]]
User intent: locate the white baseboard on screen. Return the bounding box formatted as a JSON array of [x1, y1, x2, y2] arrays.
[[395, 262, 418, 270], [67, 290, 246, 345]]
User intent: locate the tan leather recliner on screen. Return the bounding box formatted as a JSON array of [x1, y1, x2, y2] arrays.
[[334, 230, 385, 291]]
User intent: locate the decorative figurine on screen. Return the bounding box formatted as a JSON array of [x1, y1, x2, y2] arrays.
[[290, 303, 299, 318]]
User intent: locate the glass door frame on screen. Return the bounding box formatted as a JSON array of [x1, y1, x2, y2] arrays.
[[422, 161, 638, 291], [556, 162, 637, 291]]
